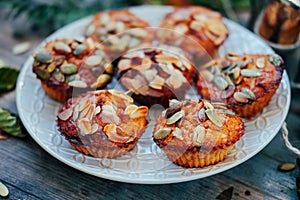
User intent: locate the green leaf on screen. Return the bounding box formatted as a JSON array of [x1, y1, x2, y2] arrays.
[[0, 107, 25, 138], [0, 67, 19, 93]]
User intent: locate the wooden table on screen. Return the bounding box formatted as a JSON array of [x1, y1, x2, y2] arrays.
[[1, 13, 300, 200]]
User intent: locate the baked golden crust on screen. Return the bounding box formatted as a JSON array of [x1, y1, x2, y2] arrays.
[[158, 6, 228, 61], [117, 44, 195, 107], [153, 99, 244, 168], [32, 39, 113, 102], [85, 9, 153, 59], [258, 1, 300, 45], [57, 90, 148, 158], [196, 53, 284, 119]]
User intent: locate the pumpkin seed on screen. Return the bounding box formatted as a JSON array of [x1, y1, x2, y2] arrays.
[[201, 70, 214, 82], [12, 41, 31, 55], [173, 127, 183, 140], [278, 163, 295, 172], [91, 123, 99, 134], [216, 109, 236, 116], [52, 71, 65, 82], [54, 42, 71, 53], [167, 110, 185, 125], [85, 25, 96, 36], [0, 181, 9, 197], [233, 92, 249, 103], [169, 99, 180, 107], [65, 74, 80, 83], [68, 80, 88, 88], [241, 69, 262, 77], [58, 107, 73, 120], [74, 44, 87, 56], [230, 67, 241, 79], [226, 53, 239, 61], [35, 51, 52, 63], [35, 68, 50, 79], [95, 106, 101, 115], [91, 74, 111, 88], [95, 49, 106, 57], [192, 125, 205, 146], [213, 75, 228, 90], [153, 128, 172, 140], [256, 57, 265, 68], [225, 74, 234, 85], [85, 55, 102, 66], [129, 28, 148, 38], [205, 109, 223, 127], [269, 54, 282, 67], [47, 63, 56, 73], [204, 101, 214, 110], [104, 63, 113, 74], [100, 13, 110, 24], [240, 87, 256, 100], [198, 107, 206, 121], [60, 63, 78, 75]]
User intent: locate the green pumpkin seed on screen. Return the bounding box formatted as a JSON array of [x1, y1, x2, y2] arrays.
[[216, 109, 236, 116], [241, 69, 262, 77], [68, 80, 88, 88], [198, 108, 206, 121], [269, 54, 282, 67], [173, 127, 183, 140], [166, 110, 185, 125], [85, 55, 102, 66], [204, 101, 214, 110], [65, 74, 80, 83], [85, 25, 96, 36], [192, 125, 205, 146], [91, 74, 111, 88], [52, 71, 65, 82], [35, 68, 50, 79], [205, 109, 223, 127], [230, 67, 241, 79], [74, 44, 87, 56], [47, 63, 56, 73], [278, 163, 295, 172], [169, 99, 180, 107], [233, 92, 249, 103], [201, 70, 214, 82], [0, 181, 9, 197], [240, 87, 256, 100], [104, 63, 113, 74], [256, 57, 265, 68], [54, 42, 71, 53], [225, 74, 234, 85], [213, 75, 228, 90], [60, 63, 78, 75], [95, 49, 106, 57], [35, 51, 52, 63], [153, 128, 172, 140]]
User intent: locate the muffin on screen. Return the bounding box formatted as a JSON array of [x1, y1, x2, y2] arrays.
[[258, 1, 300, 45], [32, 38, 113, 102], [117, 44, 195, 107], [85, 9, 152, 60], [153, 99, 244, 168], [158, 6, 228, 63], [196, 53, 284, 119], [57, 89, 148, 158]]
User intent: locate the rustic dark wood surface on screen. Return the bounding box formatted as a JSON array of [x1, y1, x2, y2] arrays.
[[1, 11, 300, 200]]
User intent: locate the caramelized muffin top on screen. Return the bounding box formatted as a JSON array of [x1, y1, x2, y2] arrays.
[[32, 38, 113, 91], [57, 90, 148, 145], [117, 44, 195, 98], [153, 100, 244, 151], [197, 53, 284, 108]]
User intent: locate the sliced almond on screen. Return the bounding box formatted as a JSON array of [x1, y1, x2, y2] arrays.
[[192, 125, 205, 146], [129, 28, 148, 38], [149, 76, 164, 90], [58, 107, 73, 120], [77, 118, 92, 135], [129, 106, 148, 119], [118, 59, 132, 72]]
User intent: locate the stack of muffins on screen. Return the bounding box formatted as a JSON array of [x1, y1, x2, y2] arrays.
[[32, 6, 285, 168]]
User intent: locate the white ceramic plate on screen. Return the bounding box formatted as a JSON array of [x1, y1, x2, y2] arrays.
[[16, 5, 291, 184]]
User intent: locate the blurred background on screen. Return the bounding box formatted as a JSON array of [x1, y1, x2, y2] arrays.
[[0, 0, 270, 37]]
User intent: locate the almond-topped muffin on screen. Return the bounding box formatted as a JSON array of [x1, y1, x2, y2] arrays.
[[158, 6, 228, 63], [196, 53, 284, 119], [117, 44, 195, 107], [32, 38, 113, 102], [85, 9, 152, 59], [153, 99, 244, 168], [57, 90, 148, 158]]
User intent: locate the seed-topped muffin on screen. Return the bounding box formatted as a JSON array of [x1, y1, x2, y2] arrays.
[[32, 38, 113, 102], [57, 89, 148, 158], [85, 9, 152, 59], [196, 53, 284, 118], [153, 99, 244, 168], [117, 44, 195, 107], [158, 6, 228, 63]]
